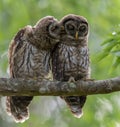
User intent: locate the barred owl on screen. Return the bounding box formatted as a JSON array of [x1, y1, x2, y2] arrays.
[[52, 14, 90, 118], [6, 16, 60, 122]]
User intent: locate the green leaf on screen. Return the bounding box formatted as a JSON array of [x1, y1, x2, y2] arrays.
[[101, 38, 114, 46], [113, 56, 120, 68], [97, 52, 109, 61]]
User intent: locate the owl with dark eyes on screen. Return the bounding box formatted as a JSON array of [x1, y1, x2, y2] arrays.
[[52, 14, 90, 118], [6, 16, 60, 122]]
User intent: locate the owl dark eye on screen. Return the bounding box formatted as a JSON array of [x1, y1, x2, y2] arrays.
[[79, 25, 87, 32], [67, 24, 75, 31]]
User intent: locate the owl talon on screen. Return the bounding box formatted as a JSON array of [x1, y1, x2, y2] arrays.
[[68, 76, 76, 83]]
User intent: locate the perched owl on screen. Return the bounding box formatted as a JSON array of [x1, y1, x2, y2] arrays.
[[6, 16, 60, 122], [52, 14, 90, 118]]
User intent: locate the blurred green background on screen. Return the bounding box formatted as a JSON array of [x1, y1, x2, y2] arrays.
[[0, 0, 120, 127]]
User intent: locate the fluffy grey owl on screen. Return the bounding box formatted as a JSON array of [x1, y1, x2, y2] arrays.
[[6, 16, 60, 122], [52, 14, 90, 118]]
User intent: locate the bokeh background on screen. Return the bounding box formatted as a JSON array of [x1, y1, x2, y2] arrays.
[[0, 0, 120, 127]]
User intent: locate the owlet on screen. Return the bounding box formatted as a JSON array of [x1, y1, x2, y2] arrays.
[[6, 16, 60, 122], [52, 14, 90, 118]]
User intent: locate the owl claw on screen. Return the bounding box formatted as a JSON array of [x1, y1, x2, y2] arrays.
[[68, 76, 76, 83]]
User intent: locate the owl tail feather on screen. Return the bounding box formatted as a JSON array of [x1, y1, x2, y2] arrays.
[[6, 96, 33, 123], [61, 96, 86, 118], [70, 105, 83, 118]]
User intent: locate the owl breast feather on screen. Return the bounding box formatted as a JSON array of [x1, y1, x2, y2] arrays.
[[55, 44, 90, 81]]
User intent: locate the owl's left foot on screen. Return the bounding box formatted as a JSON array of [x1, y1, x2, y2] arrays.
[[68, 76, 76, 83]]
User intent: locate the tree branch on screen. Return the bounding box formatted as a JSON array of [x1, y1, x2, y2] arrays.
[[0, 77, 120, 96]]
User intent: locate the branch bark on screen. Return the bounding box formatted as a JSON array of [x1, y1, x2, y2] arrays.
[[0, 77, 120, 96]]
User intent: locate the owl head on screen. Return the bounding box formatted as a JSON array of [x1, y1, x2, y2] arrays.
[[60, 14, 89, 46], [34, 16, 60, 38], [28, 16, 61, 50]]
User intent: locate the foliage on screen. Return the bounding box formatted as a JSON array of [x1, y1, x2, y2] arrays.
[[98, 26, 120, 69], [0, 0, 120, 127]]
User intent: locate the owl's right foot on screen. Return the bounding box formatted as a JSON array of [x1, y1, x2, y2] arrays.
[[68, 76, 75, 83]]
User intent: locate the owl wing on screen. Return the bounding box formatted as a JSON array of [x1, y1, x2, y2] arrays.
[[6, 27, 33, 123], [8, 28, 26, 78]]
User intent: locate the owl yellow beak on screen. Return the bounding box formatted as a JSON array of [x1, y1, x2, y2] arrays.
[[75, 31, 78, 40]]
